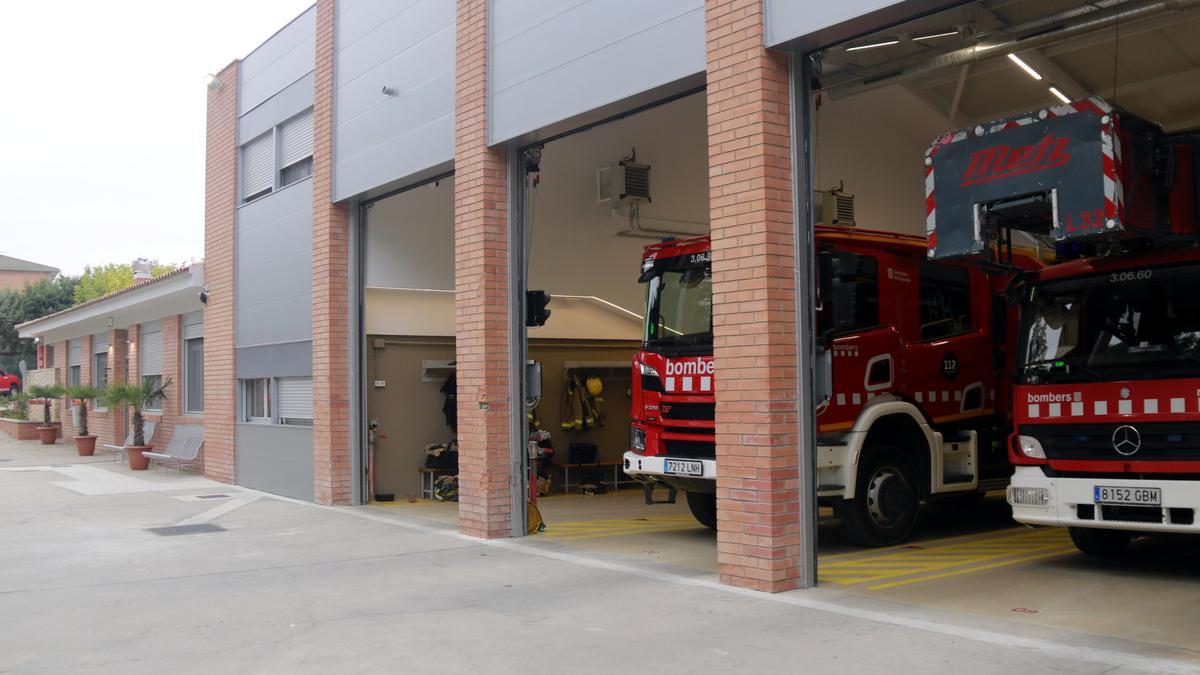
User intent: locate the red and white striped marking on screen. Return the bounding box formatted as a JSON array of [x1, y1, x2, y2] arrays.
[[663, 376, 713, 394], [1026, 396, 1200, 419]]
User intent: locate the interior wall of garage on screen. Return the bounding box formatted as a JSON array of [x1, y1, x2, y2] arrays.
[[812, 84, 952, 236], [366, 336, 637, 500], [526, 92, 710, 315]]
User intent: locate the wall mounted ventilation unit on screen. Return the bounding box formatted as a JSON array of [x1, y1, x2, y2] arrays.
[[815, 184, 855, 227], [597, 155, 651, 204]]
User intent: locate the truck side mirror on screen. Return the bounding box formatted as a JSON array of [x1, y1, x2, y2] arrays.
[[815, 346, 833, 405]]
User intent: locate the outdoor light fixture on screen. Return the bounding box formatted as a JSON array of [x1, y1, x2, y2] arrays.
[[1049, 86, 1071, 104], [845, 39, 900, 52], [912, 29, 959, 41], [204, 73, 222, 92], [1007, 53, 1042, 80]]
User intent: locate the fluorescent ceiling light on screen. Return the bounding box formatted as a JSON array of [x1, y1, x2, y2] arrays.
[[1049, 86, 1071, 104], [912, 30, 959, 41], [846, 39, 900, 52], [1007, 53, 1043, 80]]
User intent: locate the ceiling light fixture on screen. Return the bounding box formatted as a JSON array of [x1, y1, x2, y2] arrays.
[[1007, 53, 1043, 80], [846, 39, 900, 52], [1048, 86, 1072, 104], [204, 73, 222, 92], [912, 30, 959, 41]]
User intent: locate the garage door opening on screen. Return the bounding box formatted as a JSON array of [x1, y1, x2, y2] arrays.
[[513, 91, 719, 572], [803, 0, 1200, 647]]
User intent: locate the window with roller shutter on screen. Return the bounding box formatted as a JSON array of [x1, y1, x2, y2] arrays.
[[241, 132, 274, 203], [140, 329, 163, 412], [276, 377, 313, 426], [277, 109, 313, 187]]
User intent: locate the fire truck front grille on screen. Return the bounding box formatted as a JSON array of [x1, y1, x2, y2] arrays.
[[1020, 423, 1200, 462], [661, 402, 715, 422], [663, 439, 715, 459]]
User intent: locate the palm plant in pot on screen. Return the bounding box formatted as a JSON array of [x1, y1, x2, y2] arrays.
[[25, 384, 65, 444], [102, 378, 170, 470], [64, 384, 101, 456]]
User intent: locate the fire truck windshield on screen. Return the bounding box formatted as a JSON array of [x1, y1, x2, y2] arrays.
[[644, 262, 712, 352], [1020, 262, 1200, 384]]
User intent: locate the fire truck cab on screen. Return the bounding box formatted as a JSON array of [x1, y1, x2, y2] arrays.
[[923, 96, 1200, 555], [625, 226, 1032, 546]]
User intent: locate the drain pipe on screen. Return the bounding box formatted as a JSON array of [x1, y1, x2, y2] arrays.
[[823, 0, 1200, 99]]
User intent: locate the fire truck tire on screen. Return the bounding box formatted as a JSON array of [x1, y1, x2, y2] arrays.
[[686, 491, 717, 530], [841, 445, 919, 547], [1068, 527, 1132, 556]]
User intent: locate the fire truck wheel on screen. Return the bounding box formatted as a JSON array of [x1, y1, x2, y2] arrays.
[[841, 446, 919, 547], [1068, 527, 1132, 556], [686, 491, 717, 530]]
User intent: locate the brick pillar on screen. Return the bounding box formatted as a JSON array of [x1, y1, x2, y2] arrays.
[[454, 0, 513, 539], [159, 315, 182, 447], [311, 0, 352, 506], [706, 0, 801, 592], [94, 329, 127, 447], [76, 335, 92, 438], [203, 59, 239, 484], [53, 341, 67, 423]]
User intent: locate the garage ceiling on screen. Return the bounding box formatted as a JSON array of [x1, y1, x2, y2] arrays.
[[817, 0, 1200, 132]]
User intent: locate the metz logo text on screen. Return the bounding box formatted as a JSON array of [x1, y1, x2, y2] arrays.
[[961, 135, 1072, 186]]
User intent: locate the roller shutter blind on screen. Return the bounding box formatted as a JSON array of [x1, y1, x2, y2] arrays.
[[140, 331, 163, 376], [68, 341, 82, 367], [183, 322, 203, 341], [242, 132, 273, 199], [278, 109, 313, 168], [93, 333, 107, 353], [276, 377, 313, 421]]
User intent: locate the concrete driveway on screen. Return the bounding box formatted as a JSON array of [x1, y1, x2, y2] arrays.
[[1, 434, 1197, 674]]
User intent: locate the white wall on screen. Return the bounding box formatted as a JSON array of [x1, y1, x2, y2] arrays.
[[528, 93, 709, 314], [365, 177, 455, 290], [813, 85, 953, 236]]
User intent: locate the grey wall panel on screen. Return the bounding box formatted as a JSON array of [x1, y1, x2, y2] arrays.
[[236, 342, 313, 379], [238, 72, 314, 143], [488, 0, 704, 145], [239, 5, 317, 115], [236, 424, 315, 501], [764, 0, 952, 49], [236, 180, 313, 347], [333, 0, 455, 201]]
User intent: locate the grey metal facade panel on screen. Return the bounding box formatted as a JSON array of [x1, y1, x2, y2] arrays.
[[236, 424, 315, 502], [332, 0, 455, 201], [238, 72, 314, 144], [763, 0, 954, 49], [239, 5, 317, 116], [488, 0, 704, 145], [236, 341, 313, 379], [235, 180, 313, 348]]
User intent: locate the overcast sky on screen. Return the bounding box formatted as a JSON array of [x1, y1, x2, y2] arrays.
[[0, 0, 315, 276]]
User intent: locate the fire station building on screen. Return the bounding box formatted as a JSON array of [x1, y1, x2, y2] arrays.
[[204, 0, 1200, 593]]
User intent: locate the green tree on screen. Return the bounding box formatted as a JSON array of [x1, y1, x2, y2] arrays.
[[0, 276, 78, 372], [74, 261, 178, 304]]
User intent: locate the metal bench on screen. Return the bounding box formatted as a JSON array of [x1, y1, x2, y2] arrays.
[[100, 421, 157, 463], [144, 424, 204, 474]]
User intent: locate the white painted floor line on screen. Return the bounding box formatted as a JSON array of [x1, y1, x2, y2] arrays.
[[249, 490, 1200, 674], [174, 495, 262, 526]]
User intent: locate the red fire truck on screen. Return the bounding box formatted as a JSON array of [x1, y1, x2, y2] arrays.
[[624, 226, 1039, 546], [922, 96, 1200, 555]]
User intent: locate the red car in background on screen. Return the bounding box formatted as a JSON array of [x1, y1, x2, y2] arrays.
[[0, 370, 20, 395]]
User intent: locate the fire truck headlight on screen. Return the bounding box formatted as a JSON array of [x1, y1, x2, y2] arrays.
[[1007, 486, 1050, 506], [631, 427, 646, 452], [1018, 435, 1046, 459], [638, 363, 660, 378]]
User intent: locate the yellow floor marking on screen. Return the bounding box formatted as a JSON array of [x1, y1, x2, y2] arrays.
[[865, 547, 1078, 590], [817, 527, 1064, 561]]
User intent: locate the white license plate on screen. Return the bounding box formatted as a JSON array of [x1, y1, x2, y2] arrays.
[[1093, 485, 1161, 506], [664, 459, 704, 476]]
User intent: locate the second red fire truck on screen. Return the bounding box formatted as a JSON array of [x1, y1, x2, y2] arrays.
[[624, 226, 1040, 546]]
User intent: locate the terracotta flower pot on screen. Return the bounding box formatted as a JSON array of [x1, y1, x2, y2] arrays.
[[74, 435, 97, 456], [127, 445, 152, 471], [36, 426, 57, 445]]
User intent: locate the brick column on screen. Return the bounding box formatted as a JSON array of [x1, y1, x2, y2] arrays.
[[53, 341, 67, 423], [454, 0, 513, 539], [312, 0, 352, 506], [75, 335, 92, 438], [93, 329, 127, 447], [706, 0, 801, 592], [159, 315, 182, 447], [203, 59, 239, 484]]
